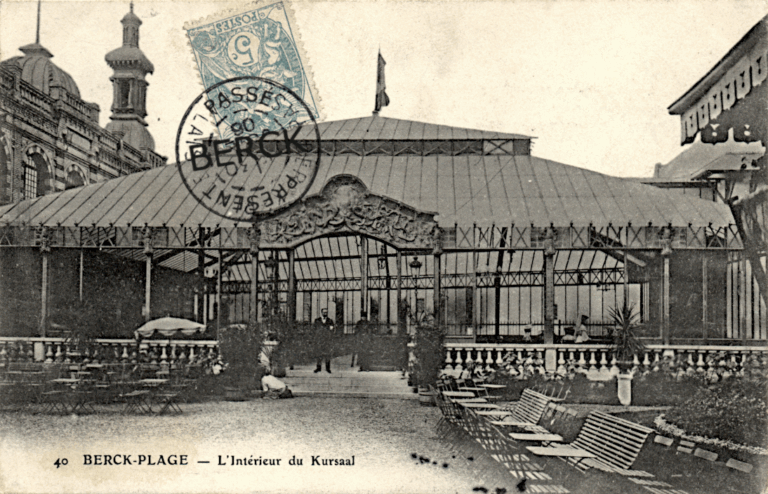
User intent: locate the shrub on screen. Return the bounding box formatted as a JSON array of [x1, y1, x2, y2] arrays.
[[404, 299, 445, 389], [665, 373, 768, 449], [217, 323, 263, 390]]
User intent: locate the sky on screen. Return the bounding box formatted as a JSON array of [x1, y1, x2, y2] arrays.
[[0, 0, 766, 177]]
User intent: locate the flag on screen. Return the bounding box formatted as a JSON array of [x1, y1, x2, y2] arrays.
[[375, 52, 390, 112]]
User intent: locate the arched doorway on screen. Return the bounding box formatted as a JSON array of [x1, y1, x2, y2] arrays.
[[217, 176, 442, 370]]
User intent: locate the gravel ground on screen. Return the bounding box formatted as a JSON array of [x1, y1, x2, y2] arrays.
[[0, 397, 509, 494]]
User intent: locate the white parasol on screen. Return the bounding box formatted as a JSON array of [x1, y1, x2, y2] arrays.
[[134, 317, 206, 339]]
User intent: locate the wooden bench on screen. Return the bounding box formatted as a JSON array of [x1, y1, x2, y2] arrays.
[[527, 410, 655, 477], [497, 389, 553, 433]]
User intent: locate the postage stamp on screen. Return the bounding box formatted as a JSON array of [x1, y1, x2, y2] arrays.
[[175, 76, 321, 221], [184, 0, 322, 120]]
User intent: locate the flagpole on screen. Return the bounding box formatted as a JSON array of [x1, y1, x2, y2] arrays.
[[373, 49, 380, 117], [374, 50, 389, 116]]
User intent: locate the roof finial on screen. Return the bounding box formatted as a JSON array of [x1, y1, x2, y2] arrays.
[[35, 0, 41, 44], [130, 1, 134, 13]]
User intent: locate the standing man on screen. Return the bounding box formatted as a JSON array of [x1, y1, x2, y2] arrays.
[[352, 311, 372, 370], [314, 308, 336, 373]]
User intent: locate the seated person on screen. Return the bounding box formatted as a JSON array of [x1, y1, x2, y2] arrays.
[[561, 327, 576, 343], [261, 370, 292, 399], [522, 327, 533, 342], [575, 328, 590, 344], [575, 314, 590, 343]]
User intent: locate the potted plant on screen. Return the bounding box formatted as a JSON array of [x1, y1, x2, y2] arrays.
[[407, 300, 446, 406], [607, 302, 646, 405], [217, 322, 264, 401]]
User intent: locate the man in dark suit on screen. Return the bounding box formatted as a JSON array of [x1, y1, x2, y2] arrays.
[[352, 311, 373, 370], [314, 308, 335, 373]]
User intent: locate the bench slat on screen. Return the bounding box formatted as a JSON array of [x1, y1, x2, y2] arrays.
[[570, 413, 651, 470], [578, 422, 647, 452]]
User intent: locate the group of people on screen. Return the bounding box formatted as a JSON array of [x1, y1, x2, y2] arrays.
[[560, 314, 591, 344], [313, 308, 377, 373]]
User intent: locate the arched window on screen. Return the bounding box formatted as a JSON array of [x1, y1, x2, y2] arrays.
[[23, 152, 51, 199], [65, 168, 86, 190], [0, 142, 8, 204]]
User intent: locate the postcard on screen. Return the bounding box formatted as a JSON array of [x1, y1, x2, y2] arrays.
[[0, 1, 765, 493]]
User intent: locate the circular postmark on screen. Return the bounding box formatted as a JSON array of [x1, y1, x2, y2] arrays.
[[175, 76, 320, 222]]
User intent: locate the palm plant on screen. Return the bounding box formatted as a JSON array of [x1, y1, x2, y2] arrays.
[[608, 302, 645, 372]]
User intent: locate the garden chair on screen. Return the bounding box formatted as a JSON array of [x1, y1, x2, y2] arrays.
[[494, 389, 555, 434], [465, 406, 568, 488], [526, 410, 655, 477]]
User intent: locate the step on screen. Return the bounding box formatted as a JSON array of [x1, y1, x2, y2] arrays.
[[281, 360, 415, 399], [290, 390, 419, 400]]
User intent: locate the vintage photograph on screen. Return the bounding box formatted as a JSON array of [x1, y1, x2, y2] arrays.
[[0, 1, 766, 493]]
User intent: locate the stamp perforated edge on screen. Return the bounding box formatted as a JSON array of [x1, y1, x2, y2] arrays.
[[182, 0, 325, 122]]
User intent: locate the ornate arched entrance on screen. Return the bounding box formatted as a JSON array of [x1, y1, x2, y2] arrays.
[[217, 175, 443, 370]]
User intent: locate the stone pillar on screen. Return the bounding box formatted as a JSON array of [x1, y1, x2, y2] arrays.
[[143, 227, 153, 323], [702, 255, 708, 341], [623, 249, 629, 307], [39, 231, 51, 338], [249, 224, 261, 327], [79, 249, 84, 302], [472, 250, 479, 340], [216, 250, 223, 337], [288, 249, 296, 322], [433, 232, 443, 328], [197, 227, 206, 323], [661, 228, 672, 346], [360, 236, 368, 316], [396, 251, 403, 334], [543, 228, 556, 371], [543, 228, 556, 345]]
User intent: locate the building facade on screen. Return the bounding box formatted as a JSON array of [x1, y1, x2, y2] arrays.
[[644, 14, 767, 340], [0, 6, 165, 207]]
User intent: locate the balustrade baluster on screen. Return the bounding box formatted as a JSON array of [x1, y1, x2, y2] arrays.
[[577, 350, 586, 369], [453, 348, 463, 371], [696, 351, 705, 372], [465, 349, 474, 367], [588, 350, 598, 372], [45, 342, 54, 363], [598, 349, 608, 369], [642, 351, 650, 367], [610, 354, 619, 375], [556, 349, 566, 375], [495, 349, 504, 366]]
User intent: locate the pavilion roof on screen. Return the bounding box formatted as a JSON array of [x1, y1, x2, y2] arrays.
[[0, 153, 733, 230], [292, 115, 532, 141]]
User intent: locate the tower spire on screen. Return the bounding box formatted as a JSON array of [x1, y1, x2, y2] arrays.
[[35, 0, 41, 44], [104, 5, 156, 152]]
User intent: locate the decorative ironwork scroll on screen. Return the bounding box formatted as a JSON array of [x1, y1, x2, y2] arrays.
[[258, 175, 438, 249]]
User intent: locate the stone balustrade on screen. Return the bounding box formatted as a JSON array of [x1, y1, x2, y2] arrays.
[[443, 342, 768, 379], [0, 337, 219, 367], [2, 337, 765, 380]]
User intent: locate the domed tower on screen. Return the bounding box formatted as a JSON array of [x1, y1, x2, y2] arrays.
[[104, 3, 156, 152]]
